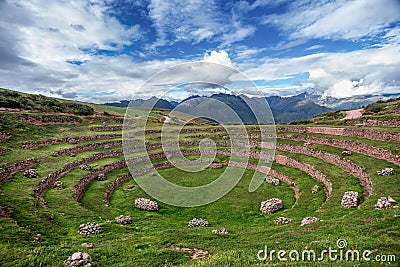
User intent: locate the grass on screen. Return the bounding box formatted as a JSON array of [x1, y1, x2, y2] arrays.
[[0, 98, 399, 266]]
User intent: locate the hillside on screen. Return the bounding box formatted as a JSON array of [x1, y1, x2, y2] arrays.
[[0, 88, 399, 266], [303, 97, 400, 127]]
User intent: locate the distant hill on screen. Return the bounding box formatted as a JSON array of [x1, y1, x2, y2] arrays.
[[106, 93, 331, 123], [0, 88, 94, 115]]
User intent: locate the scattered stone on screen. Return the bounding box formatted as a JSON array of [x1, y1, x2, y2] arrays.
[[266, 176, 280, 185], [64, 252, 92, 266], [304, 142, 311, 147], [212, 227, 228, 234], [341, 191, 359, 208], [260, 198, 283, 214], [79, 164, 92, 171], [375, 196, 397, 210], [24, 169, 38, 178], [301, 217, 321, 226], [95, 173, 106, 181], [134, 198, 158, 211], [342, 151, 352, 156], [53, 181, 63, 189], [125, 184, 135, 189], [274, 217, 293, 225], [377, 168, 394, 176], [115, 215, 132, 225], [70, 153, 76, 157], [77, 222, 101, 235], [312, 185, 319, 194], [189, 218, 208, 227], [81, 243, 95, 248]]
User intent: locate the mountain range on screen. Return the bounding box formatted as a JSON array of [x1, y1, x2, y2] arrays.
[[105, 92, 400, 123]]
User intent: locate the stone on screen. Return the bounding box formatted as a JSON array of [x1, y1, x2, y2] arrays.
[[266, 176, 280, 185], [115, 215, 132, 225], [24, 169, 38, 178], [212, 227, 228, 234], [274, 217, 293, 225], [134, 198, 158, 211], [301, 217, 321, 226], [125, 184, 135, 189], [341, 191, 359, 208], [377, 168, 394, 176], [77, 222, 101, 235], [260, 198, 283, 214], [342, 151, 352, 156], [64, 252, 92, 266], [188, 218, 208, 227], [95, 173, 106, 181], [79, 164, 92, 171], [53, 181, 63, 189], [375, 197, 395, 210], [312, 185, 319, 194]]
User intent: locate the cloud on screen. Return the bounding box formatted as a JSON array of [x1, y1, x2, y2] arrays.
[[245, 45, 400, 98], [263, 0, 400, 41], [305, 45, 323, 51], [147, 0, 256, 48]]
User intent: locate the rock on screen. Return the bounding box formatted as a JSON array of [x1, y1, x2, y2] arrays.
[[68, 139, 77, 144], [342, 151, 352, 156], [115, 215, 132, 225], [134, 198, 158, 211], [212, 227, 228, 234], [274, 217, 293, 225], [312, 185, 319, 194], [77, 222, 101, 235], [387, 196, 397, 204], [266, 176, 280, 185], [64, 252, 92, 266], [375, 197, 394, 210], [53, 181, 63, 189], [69, 153, 76, 157], [341, 191, 359, 208], [304, 142, 311, 147], [125, 184, 135, 189], [24, 169, 38, 178], [189, 218, 208, 227], [377, 168, 394, 176], [95, 173, 106, 181], [79, 164, 92, 171], [301, 217, 321, 226], [260, 198, 283, 214]]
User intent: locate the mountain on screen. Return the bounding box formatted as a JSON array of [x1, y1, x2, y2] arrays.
[[303, 92, 400, 110], [105, 93, 331, 123]]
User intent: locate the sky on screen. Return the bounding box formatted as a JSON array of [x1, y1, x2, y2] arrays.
[[0, 0, 399, 103]]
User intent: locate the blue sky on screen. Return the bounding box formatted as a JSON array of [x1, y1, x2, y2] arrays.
[[0, 0, 399, 102]]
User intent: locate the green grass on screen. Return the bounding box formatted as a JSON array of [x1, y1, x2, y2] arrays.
[[0, 100, 399, 266]]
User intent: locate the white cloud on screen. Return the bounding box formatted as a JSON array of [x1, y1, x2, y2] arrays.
[[263, 0, 400, 41], [244, 45, 400, 98], [147, 0, 255, 48]]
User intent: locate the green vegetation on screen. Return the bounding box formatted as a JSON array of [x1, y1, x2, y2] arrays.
[[0, 88, 94, 115], [0, 89, 399, 266]]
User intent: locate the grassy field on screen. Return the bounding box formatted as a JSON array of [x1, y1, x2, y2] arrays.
[[0, 92, 399, 266]]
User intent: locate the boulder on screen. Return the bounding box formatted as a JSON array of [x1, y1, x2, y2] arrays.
[[64, 252, 92, 266], [260, 198, 283, 214]]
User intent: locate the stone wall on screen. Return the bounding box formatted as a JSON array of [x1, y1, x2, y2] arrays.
[[277, 126, 400, 142], [276, 143, 372, 198], [279, 135, 400, 166], [274, 154, 332, 201], [346, 119, 400, 127], [52, 140, 123, 157], [0, 132, 11, 142], [0, 159, 37, 185], [22, 134, 121, 149]]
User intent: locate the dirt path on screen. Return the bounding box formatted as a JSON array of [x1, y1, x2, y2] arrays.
[[342, 108, 364, 120]]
